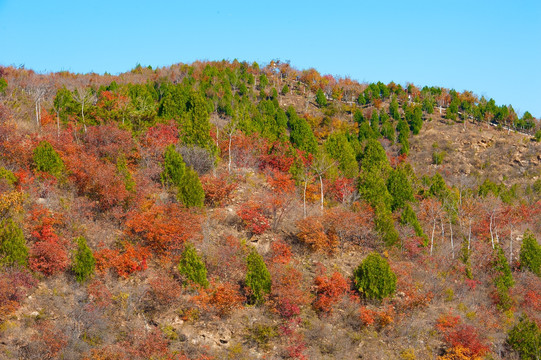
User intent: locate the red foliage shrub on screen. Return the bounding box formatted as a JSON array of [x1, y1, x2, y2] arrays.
[[0, 121, 33, 168], [143, 121, 179, 150], [270, 264, 308, 319], [82, 124, 135, 162], [237, 201, 270, 235], [66, 150, 131, 213], [86, 279, 113, 309], [200, 173, 237, 207], [359, 305, 395, 329], [29, 238, 69, 276], [280, 318, 308, 360], [270, 239, 293, 265], [0, 268, 36, 319], [111, 242, 149, 278], [313, 268, 349, 314], [32, 321, 68, 360], [125, 201, 202, 257], [326, 177, 356, 203], [219, 131, 266, 170], [258, 141, 296, 173], [28, 207, 69, 276], [40, 108, 55, 126], [194, 280, 245, 317], [324, 205, 374, 243], [205, 234, 246, 283], [266, 168, 295, 194], [359, 306, 376, 326], [123, 328, 171, 360], [148, 270, 181, 305], [436, 313, 488, 358]]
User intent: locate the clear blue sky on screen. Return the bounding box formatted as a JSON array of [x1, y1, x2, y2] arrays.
[[1, 0, 540, 117]]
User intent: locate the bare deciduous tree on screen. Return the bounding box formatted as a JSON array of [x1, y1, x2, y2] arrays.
[[72, 86, 96, 132]]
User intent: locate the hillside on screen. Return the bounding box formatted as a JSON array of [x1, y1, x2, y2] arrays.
[[0, 61, 540, 360]]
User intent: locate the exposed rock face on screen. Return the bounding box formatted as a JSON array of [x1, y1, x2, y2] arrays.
[[409, 119, 541, 186]]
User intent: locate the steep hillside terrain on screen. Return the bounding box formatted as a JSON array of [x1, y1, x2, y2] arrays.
[[0, 61, 540, 360]]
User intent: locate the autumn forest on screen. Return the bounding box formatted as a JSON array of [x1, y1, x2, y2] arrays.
[[0, 60, 540, 359]]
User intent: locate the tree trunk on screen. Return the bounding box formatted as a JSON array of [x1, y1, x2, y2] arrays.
[[303, 180, 308, 218], [449, 219, 454, 259], [489, 213, 495, 249], [81, 102, 86, 132], [430, 219, 436, 256], [228, 133, 233, 173], [468, 221, 471, 251], [35, 101, 40, 128], [509, 231, 513, 263], [319, 174, 324, 213], [56, 110, 60, 139]]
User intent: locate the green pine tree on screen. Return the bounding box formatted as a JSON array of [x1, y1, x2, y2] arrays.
[[315, 89, 327, 107], [374, 204, 400, 246], [177, 167, 205, 208], [325, 132, 359, 178], [401, 204, 428, 246], [33, 141, 65, 178], [493, 244, 514, 311], [354, 252, 397, 300], [507, 315, 541, 360], [520, 229, 541, 276], [178, 243, 209, 288], [116, 154, 136, 193], [0, 166, 17, 185], [182, 91, 216, 154], [0, 218, 28, 268], [161, 145, 186, 187], [161, 145, 205, 207], [287, 106, 318, 154], [72, 236, 95, 283], [245, 250, 271, 305], [387, 167, 414, 211]]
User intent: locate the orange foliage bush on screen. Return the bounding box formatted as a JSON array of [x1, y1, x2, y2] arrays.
[[125, 202, 202, 256], [94, 241, 149, 278], [312, 268, 349, 314], [296, 216, 338, 252], [436, 313, 488, 358], [324, 205, 374, 243], [200, 173, 237, 207], [270, 239, 293, 265], [259, 141, 298, 173], [0, 122, 34, 168], [143, 121, 179, 152], [194, 280, 245, 317]]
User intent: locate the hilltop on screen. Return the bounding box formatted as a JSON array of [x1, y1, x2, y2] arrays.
[[0, 61, 540, 360]]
